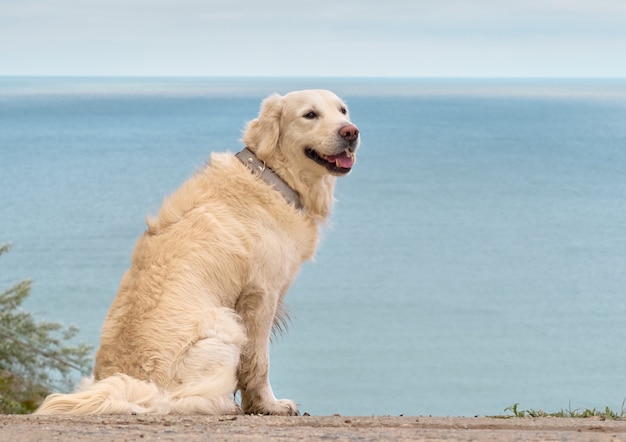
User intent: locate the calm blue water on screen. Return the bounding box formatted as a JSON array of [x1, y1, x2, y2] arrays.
[[1, 77, 626, 416]]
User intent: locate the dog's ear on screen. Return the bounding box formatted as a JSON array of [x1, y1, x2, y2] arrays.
[[242, 93, 284, 160]]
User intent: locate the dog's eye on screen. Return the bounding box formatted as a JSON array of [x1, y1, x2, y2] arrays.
[[303, 111, 317, 119], [340, 107, 347, 115]]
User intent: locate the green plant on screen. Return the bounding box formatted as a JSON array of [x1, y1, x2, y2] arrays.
[[502, 401, 625, 420], [0, 243, 93, 413]]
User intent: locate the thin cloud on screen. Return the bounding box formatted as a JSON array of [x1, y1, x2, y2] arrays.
[[1, 0, 625, 76]]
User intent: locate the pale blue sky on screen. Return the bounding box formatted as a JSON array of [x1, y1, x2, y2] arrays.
[[1, 0, 625, 77]]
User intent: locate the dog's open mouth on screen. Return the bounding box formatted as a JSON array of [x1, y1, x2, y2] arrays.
[[305, 148, 355, 174]]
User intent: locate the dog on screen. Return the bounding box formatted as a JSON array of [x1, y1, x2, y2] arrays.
[[35, 89, 360, 415]]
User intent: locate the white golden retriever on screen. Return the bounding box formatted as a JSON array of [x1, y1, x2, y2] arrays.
[[36, 89, 360, 416]]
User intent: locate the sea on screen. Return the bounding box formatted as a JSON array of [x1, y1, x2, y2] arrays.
[[1, 77, 626, 417]]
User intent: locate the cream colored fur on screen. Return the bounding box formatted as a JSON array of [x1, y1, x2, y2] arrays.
[[35, 89, 359, 416]]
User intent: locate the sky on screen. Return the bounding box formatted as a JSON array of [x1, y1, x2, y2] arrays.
[[1, 0, 626, 77]]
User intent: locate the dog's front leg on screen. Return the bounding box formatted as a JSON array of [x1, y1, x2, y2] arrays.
[[236, 290, 298, 416]]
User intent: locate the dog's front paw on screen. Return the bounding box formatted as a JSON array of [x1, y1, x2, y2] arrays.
[[268, 398, 299, 416], [245, 398, 299, 416]]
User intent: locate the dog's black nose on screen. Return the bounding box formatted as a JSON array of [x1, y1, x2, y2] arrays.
[[339, 124, 359, 142]]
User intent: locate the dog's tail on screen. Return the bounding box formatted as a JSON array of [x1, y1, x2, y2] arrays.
[[35, 374, 169, 415]]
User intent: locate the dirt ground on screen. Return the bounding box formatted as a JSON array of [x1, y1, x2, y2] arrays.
[[2, 414, 626, 441]]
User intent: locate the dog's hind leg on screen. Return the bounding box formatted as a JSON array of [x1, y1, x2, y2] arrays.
[[167, 307, 247, 415]]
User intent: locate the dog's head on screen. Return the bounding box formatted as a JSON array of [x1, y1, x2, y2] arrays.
[[243, 89, 360, 178]]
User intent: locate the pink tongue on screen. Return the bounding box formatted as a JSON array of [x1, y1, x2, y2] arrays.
[[326, 153, 354, 168]]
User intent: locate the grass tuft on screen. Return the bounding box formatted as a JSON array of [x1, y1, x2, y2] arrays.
[[497, 401, 626, 420]]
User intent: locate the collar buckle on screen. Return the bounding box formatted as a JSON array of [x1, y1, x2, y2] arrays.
[[236, 147, 302, 210]]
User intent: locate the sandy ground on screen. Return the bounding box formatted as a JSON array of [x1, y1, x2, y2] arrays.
[[2, 414, 626, 441]]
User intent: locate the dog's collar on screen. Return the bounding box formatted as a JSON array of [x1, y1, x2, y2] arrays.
[[236, 147, 303, 210]]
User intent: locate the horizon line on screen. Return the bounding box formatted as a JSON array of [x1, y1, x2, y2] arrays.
[[1, 75, 626, 80]]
